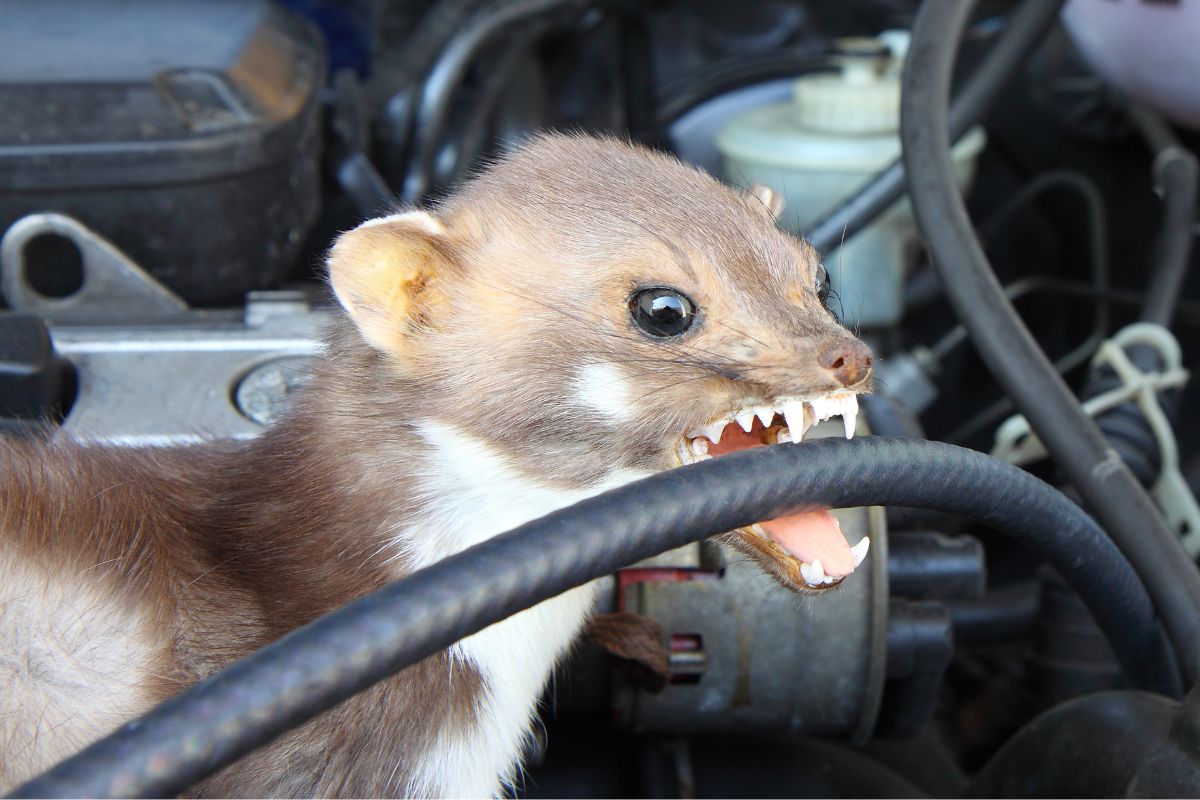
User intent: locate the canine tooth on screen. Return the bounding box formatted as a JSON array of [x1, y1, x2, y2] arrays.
[[735, 411, 755, 433], [800, 561, 821, 586], [841, 395, 860, 439], [850, 537, 870, 568], [783, 401, 808, 443]]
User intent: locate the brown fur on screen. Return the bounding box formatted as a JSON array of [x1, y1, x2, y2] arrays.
[[0, 355, 485, 796], [585, 612, 670, 693], [0, 133, 869, 796]]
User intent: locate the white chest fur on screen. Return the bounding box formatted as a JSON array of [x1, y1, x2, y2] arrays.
[[401, 421, 648, 798]]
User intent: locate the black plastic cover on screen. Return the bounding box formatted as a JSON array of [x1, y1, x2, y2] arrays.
[[0, 1, 325, 306], [0, 313, 67, 421]]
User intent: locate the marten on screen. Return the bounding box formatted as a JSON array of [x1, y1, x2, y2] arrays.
[[0, 134, 872, 797]]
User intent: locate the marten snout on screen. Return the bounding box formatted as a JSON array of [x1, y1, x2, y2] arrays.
[[818, 339, 873, 388]]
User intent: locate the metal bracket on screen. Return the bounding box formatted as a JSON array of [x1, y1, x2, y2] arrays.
[[993, 324, 1200, 555], [1, 213, 187, 315]]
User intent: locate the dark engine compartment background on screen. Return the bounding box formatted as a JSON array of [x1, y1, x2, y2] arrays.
[[2, 1, 1200, 797]]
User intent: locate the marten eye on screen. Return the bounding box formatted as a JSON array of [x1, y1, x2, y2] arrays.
[[629, 288, 697, 338], [815, 263, 831, 306]]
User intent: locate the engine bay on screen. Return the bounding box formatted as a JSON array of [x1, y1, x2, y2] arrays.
[[3, 1, 1200, 797]]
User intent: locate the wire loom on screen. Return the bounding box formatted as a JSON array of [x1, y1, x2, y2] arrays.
[[12, 437, 1178, 799]]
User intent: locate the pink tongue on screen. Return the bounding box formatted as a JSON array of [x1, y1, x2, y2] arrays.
[[761, 510, 855, 576]]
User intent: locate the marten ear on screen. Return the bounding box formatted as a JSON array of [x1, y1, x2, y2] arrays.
[[327, 211, 453, 354], [743, 183, 785, 220]]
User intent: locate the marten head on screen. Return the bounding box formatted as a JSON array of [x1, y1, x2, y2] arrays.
[[326, 134, 872, 592]]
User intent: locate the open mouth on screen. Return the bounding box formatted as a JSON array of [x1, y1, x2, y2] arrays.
[[675, 392, 870, 592]]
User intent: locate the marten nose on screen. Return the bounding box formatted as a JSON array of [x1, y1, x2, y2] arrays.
[[819, 339, 873, 387]]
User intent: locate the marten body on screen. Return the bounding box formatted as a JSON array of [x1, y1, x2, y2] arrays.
[[0, 135, 871, 797]]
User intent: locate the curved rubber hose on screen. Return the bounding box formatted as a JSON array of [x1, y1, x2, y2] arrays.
[[900, 0, 1200, 683], [403, 0, 601, 201], [807, 0, 1065, 254], [1128, 105, 1199, 328], [12, 438, 1175, 799], [965, 691, 1180, 798], [445, 29, 541, 189], [373, 0, 492, 183]]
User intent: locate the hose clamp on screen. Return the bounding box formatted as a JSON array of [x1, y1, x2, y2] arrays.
[[993, 323, 1200, 555]]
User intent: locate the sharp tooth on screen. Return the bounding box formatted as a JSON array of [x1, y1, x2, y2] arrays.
[[690, 438, 709, 457], [756, 406, 775, 427], [850, 537, 870, 568], [841, 395, 859, 439], [800, 559, 829, 587], [735, 411, 755, 433], [783, 401, 808, 443], [687, 421, 724, 445], [807, 396, 834, 422], [702, 421, 725, 445]]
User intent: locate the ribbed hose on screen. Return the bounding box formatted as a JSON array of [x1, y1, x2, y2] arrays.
[[12, 438, 1176, 799], [807, 0, 1065, 254], [901, 0, 1200, 683]]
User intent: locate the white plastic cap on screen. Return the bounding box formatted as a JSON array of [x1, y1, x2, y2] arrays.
[[791, 32, 910, 134]]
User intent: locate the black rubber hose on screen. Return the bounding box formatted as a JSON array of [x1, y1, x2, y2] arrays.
[[1128, 105, 1199, 328], [403, 0, 605, 201], [964, 691, 1182, 798], [444, 30, 541, 189], [13, 438, 1177, 799], [901, 0, 1200, 683], [373, 0, 492, 184], [807, 0, 1065, 254]]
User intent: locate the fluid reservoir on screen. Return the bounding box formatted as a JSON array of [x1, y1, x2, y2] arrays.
[[716, 32, 985, 328]]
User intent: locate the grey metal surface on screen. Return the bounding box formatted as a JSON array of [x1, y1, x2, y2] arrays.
[[1, 215, 329, 446], [51, 296, 327, 447], [618, 422, 889, 742], [1, 213, 188, 315]]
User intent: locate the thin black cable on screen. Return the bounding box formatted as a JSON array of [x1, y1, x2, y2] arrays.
[[928, 169, 1110, 367], [807, 0, 1066, 254], [901, 0, 1200, 682], [13, 437, 1176, 799], [1127, 104, 1198, 328]]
